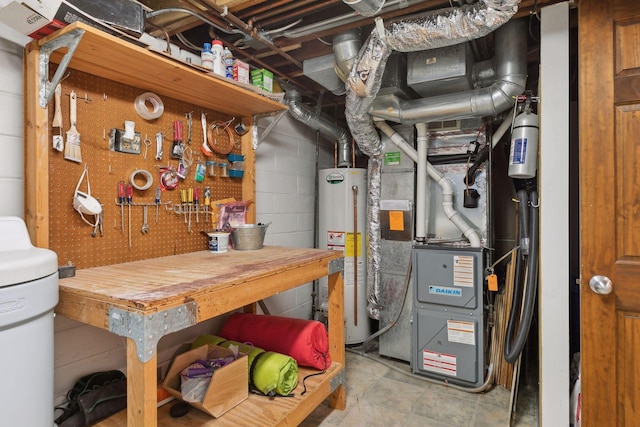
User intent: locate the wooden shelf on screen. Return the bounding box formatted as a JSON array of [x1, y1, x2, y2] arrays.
[[35, 22, 287, 116], [95, 363, 343, 426]]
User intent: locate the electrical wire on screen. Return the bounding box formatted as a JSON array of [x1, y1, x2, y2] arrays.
[[175, 32, 202, 51]]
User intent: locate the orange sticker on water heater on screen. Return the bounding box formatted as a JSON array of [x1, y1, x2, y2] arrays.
[[389, 211, 404, 231]]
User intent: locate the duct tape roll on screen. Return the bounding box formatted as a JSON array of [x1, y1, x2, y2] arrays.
[[129, 169, 153, 191], [134, 92, 164, 120]]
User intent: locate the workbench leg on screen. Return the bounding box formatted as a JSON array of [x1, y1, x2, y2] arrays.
[[126, 338, 157, 426], [327, 270, 346, 410]]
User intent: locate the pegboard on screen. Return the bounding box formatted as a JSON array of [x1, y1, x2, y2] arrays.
[[48, 69, 251, 269]]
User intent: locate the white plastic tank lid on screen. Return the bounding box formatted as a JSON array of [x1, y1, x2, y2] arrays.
[[0, 217, 58, 287]]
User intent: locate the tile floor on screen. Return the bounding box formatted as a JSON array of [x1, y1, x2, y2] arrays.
[[301, 350, 539, 427]]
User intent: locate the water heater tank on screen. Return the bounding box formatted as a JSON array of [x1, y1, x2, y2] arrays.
[[318, 168, 371, 344]]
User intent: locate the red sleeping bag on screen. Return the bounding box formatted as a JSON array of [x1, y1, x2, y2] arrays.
[[219, 312, 331, 370]]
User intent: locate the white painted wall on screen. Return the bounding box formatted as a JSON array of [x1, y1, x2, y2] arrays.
[[0, 35, 26, 217]]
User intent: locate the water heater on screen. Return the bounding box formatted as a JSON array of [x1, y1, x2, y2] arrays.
[[318, 168, 371, 344]]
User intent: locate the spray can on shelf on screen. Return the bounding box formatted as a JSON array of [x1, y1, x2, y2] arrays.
[[223, 47, 234, 79], [201, 42, 213, 71], [211, 40, 225, 77]]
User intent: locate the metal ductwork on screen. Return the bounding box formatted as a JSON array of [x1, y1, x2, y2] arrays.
[[333, 29, 362, 83], [343, 0, 386, 17], [285, 90, 351, 167], [368, 18, 527, 124], [344, 0, 521, 320]]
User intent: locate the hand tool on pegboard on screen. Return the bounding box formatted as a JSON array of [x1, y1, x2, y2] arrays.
[[186, 111, 193, 144], [52, 83, 63, 152], [155, 186, 161, 224], [118, 181, 125, 234], [188, 187, 193, 233], [194, 187, 199, 223], [127, 183, 133, 249], [64, 90, 82, 163]]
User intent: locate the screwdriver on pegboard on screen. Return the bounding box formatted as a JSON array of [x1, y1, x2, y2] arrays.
[[118, 181, 125, 234], [155, 186, 161, 224], [127, 183, 133, 249]]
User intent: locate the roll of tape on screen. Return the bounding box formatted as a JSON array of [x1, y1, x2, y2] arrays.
[[129, 169, 153, 191], [134, 92, 164, 120]]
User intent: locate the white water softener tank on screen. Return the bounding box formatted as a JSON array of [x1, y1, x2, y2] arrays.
[[0, 217, 58, 426], [318, 168, 371, 344]]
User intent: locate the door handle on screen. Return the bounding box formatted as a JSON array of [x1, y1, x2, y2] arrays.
[[589, 275, 613, 295]]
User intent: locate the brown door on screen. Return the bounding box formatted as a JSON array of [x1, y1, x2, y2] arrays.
[[579, 0, 640, 425]]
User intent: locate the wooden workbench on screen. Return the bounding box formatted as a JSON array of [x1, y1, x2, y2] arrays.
[[56, 246, 346, 426]]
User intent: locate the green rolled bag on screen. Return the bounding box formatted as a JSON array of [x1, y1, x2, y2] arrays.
[[191, 335, 299, 397]]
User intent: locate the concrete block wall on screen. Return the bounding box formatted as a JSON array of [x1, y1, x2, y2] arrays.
[[0, 32, 335, 406], [0, 37, 25, 218]]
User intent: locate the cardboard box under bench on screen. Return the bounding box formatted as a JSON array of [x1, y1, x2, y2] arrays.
[[162, 344, 248, 418]]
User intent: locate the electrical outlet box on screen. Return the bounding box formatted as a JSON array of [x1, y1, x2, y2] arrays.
[[109, 128, 141, 155]]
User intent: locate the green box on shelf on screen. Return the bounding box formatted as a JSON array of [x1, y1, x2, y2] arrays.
[[250, 69, 273, 93]]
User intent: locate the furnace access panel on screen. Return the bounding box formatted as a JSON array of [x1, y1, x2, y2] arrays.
[[411, 246, 486, 387]]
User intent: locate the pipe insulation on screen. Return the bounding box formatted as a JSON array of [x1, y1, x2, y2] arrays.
[[285, 90, 351, 167], [345, 0, 521, 318]]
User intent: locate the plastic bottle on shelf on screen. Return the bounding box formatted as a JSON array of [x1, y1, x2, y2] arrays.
[[211, 40, 225, 77], [201, 42, 213, 71], [223, 47, 234, 79]]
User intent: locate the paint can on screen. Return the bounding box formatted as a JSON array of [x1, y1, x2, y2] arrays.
[[207, 231, 230, 253]]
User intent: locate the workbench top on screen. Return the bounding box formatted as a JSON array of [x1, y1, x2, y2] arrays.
[[56, 246, 342, 322]]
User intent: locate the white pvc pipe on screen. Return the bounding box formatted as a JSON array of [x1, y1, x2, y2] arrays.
[[375, 120, 481, 247], [415, 125, 482, 248], [491, 116, 512, 149], [415, 123, 428, 242], [374, 120, 417, 162]]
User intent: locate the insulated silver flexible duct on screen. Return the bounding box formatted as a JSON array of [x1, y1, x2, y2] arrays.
[[345, 0, 521, 319], [285, 90, 351, 167]]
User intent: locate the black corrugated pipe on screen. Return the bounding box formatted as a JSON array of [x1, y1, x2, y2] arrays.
[[504, 190, 539, 363]]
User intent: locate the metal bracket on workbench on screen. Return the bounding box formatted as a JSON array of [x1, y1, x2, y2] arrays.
[[330, 369, 345, 392], [38, 28, 85, 108], [328, 257, 344, 275], [109, 302, 198, 363]]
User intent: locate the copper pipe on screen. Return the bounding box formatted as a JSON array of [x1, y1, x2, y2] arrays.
[[352, 185, 358, 327], [352, 138, 356, 167]]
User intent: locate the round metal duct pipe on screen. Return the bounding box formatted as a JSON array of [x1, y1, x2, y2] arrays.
[[333, 29, 362, 82], [285, 90, 352, 167], [343, 0, 386, 17]]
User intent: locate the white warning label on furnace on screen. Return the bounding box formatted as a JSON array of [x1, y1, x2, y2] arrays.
[[453, 255, 474, 287], [422, 350, 457, 377], [447, 320, 476, 346]]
